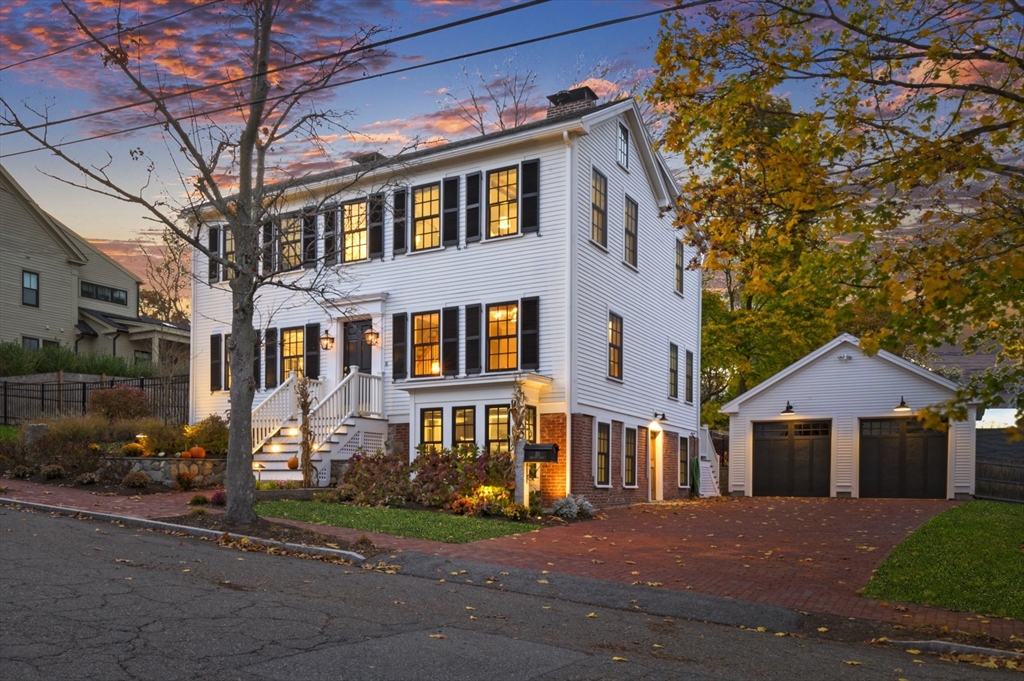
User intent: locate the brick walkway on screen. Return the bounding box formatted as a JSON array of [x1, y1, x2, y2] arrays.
[[3, 481, 1021, 640]]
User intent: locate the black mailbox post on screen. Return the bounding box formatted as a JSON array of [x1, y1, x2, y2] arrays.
[[523, 443, 559, 463]]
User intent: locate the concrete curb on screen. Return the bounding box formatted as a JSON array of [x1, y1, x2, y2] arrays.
[[890, 639, 1024, 659], [0, 498, 366, 563]]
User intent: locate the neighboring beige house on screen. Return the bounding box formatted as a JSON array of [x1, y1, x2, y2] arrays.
[[0, 164, 189, 365]]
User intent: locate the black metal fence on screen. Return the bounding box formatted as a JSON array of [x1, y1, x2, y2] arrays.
[[975, 429, 1023, 504], [1, 375, 189, 426]]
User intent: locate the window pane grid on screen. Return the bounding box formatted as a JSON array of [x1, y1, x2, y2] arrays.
[[421, 409, 443, 452], [22, 271, 39, 307], [608, 313, 623, 379], [454, 407, 476, 445], [597, 422, 610, 486], [487, 167, 518, 238], [343, 201, 368, 262], [591, 170, 607, 245], [323, 209, 339, 265], [669, 343, 678, 398], [487, 303, 518, 371], [618, 124, 629, 168], [413, 184, 440, 251], [279, 216, 302, 271], [412, 312, 441, 377], [675, 241, 685, 294], [486, 405, 510, 454], [281, 328, 304, 377], [679, 436, 689, 486], [624, 197, 638, 267], [624, 427, 637, 486]]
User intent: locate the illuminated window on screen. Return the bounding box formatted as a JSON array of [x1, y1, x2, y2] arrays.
[[413, 183, 441, 251], [624, 196, 637, 267], [278, 216, 303, 271], [624, 427, 637, 487], [596, 422, 610, 486], [412, 311, 441, 377], [608, 313, 623, 380], [669, 343, 678, 399], [487, 166, 518, 238], [591, 169, 607, 246], [420, 408, 443, 453], [343, 201, 368, 262], [453, 406, 476, 446], [679, 436, 690, 487], [281, 327, 304, 378], [486, 302, 518, 371], [486, 405, 510, 454]]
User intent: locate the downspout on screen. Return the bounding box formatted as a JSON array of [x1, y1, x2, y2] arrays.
[[110, 331, 121, 357], [74, 333, 83, 354], [563, 129, 576, 497]]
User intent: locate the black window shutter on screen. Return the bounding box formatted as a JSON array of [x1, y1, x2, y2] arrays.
[[265, 328, 278, 389], [465, 304, 481, 375], [442, 307, 459, 377], [304, 323, 321, 379], [393, 190, 407, 255], [392, 313, 407, 380], [262, 221, 276, 274], [520, 297, 540, 371], [442, 177, 460, 246], [465, 173, 481, 243], [521, 159, 540, 233], [210, 334, 222, 391], [207, 227, 220, 283], [369, 193, 385, 259], [253, 331, 261, 391], [302, 214, 317, 267]]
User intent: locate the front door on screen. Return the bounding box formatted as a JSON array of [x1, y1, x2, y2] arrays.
[[343, 320, 373, 374], [649, 430, 661, 501]]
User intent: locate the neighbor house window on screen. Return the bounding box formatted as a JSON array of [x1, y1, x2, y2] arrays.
[[596, 422, 610, 486], [487, 166, 518, 238], [223, 229, 235, 279], [281, 327, 304, 377], [453, 406, 476, 446], [486, 405, 510, 454], [591, 169, 607, 246], [675, 240, 685, 294], [686, 350, 694, 403], [412, 311, 441, 377], [342, 200, 368, 262], [624, 427, 637, 487], [669, 343, 679, 399], [679, 436, 690, 487], [420, 408, 443, 453], [22, 271, 39, 307], [486, 302, 518, 371], [413, 183, 441, 251], [624, 196, 638, 268], [22, 337, 40, 351], [80, 281, 128, 306], [608, 312, 623, 380], [618, 123, 629, 169], [524, 405, 537, 444], [278, 215, 303, 271]]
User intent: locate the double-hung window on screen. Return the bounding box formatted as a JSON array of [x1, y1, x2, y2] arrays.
[[412, 311, 441, 377], [486, 302, 518, 371], [685, 350, 694, 403], [624, 196, 638, 268], [607, 312, 623, 380], [278, 215, 303, 271], [675, 240, 685, 294], [323, 208, 339, 265], [413, 183, 441, 251], [453, 406, 476, 447], [281, 327, 304, 377], [22, 271, 39, 307], [342, 200, 368, 262], [591, 169, 607, 246], [486, 405, 510, 454], [487, 166, 518, 238], [596, 422, 610, 486], [420, 408, 443, 453], [679, 436, 690, 487], [669, 343, 679, 399], [617, 123, 629, 169], [624, 427, 637, 487], [223, 229, 235, 279]]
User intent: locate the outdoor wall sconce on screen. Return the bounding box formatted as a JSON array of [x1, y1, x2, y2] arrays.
[[319, 328, 335, 351], [894, 396, 912, 413], [363, 326, 381, 347], [781, 401, 795, 415], [653, 412, 667, 421]]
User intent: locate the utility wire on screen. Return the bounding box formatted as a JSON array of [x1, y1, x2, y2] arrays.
[[1, 0, 552, 137], [1, 2, 692, 159], [0, 0, 229, 72]]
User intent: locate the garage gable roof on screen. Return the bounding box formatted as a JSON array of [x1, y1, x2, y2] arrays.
[[719, 333, 960, 414]]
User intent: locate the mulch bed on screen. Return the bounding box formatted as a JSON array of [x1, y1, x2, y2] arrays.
[[5, 475, 172, 496]]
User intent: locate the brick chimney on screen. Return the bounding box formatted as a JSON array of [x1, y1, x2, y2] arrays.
[[546, 86, 599, 119]]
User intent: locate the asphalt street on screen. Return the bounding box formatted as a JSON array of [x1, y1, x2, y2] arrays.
[[0, 508, 1014, 680]]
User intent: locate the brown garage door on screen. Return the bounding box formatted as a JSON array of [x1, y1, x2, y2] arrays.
[[859, 419, 947, 498], [753, 421, 831, 496]]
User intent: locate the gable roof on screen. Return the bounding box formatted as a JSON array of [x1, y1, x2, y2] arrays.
[[0, 164, 88, 265], [719, 333, 961, 414]]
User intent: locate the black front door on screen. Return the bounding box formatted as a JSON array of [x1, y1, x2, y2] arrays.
[[343, 320, 373, 373]]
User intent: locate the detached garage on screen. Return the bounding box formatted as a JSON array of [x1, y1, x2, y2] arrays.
[[721, 334, 976, 500]]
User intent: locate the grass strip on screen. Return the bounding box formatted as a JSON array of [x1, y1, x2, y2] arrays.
[[0, 425, 18, 441], [862, 500, 1024, 619], [256, 500, 534, 544]]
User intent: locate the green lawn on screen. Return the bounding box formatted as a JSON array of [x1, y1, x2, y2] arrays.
[[0, 425, 18, 441], [255, 501, 536, 544], [862, 500, 1024, 619]]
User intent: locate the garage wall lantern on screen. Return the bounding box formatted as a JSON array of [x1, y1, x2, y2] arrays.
[[894, 396, 911, 413], [653, 412, 667, 421], [781, 401, 795, 415]]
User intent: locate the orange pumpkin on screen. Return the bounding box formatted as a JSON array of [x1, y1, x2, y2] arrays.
[[189, 446, 206, 459], [180, 451, 192, 459], [287, 456, 299, 470]]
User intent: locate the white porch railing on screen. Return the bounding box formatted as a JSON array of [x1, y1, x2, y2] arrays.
[[251, 372, 297, 453], [355, 371, 384, 418], [306, 366, 384, 453]]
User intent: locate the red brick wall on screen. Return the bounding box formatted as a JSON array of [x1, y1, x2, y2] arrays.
[[538, 412, 567, 506], [387, 422, 409, 459], [662, 430, 689, 501], [570, 413, 650, 509]]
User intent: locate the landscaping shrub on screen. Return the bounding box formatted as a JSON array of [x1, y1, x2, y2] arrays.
[[503, 503, 530, 521], [189, 506, 208, 517], [29, 434, 102, 477], [0, 425, 18, 441], [337, 450, 412, 506], [75, 471, 100, 485], [574, 495, 594, 518], [551, 496, 579, 519], [184, 414, 229, 456], [410, 446, 471, 507], [120, 442, 146, 457], [447, 494, 481, 516], [176, 472, 196, 491], [0, 439, 31, 474], [0, 341, 158, 378], [42, 415, 110, 443], [209, 488, 226, 506], [88, 385, 153, 421], [10, 464, 35, 479], [189, 494, 209, 506], [40, 464, 66, 480], [122, 471, 149, 489], [529, 490, 542, 517]]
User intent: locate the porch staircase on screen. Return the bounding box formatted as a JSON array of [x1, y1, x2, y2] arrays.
[[251, 366, 386, 486], [698, 425, 721, 498]]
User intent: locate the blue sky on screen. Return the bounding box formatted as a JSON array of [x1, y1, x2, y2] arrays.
[[1, 0, 673, 243]]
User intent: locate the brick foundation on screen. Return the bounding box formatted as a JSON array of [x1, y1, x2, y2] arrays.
[[662, 430, 690, 501], [538, 412, 567, 507], [569, 413, 650, 509], [387, 422, 410, 459]]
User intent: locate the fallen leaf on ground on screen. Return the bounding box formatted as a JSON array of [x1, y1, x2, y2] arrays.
[[843, 661, 862, 666], [817, 627, 828, 633], [428, 634, 446, 639], [612, 657, 628, 662], [587, 612, 598, 618]]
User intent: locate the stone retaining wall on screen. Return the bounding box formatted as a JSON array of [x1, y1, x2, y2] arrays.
[[101, 456, 226, 488]]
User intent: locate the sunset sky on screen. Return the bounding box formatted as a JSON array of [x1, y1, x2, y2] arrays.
[[1, 0, 674, 266]]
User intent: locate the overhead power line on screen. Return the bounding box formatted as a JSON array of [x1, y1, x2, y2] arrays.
[[1, 2, 694, 160]]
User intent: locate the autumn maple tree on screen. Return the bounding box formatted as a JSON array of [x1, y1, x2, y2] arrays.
[[651, 0, 1022, 429]]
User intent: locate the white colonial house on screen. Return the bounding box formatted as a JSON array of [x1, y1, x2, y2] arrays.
[[189, 87, 707, 507]]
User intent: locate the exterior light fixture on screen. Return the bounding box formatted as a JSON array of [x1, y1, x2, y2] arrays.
[[135, 433, 146, 440], [363, 326, 380, 346], [781, 401, 795, 415], [894, 396, 911, 413], [252, 461, 265, 483], [653, 412, 667, 421], [319, 329, 335, 351]]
